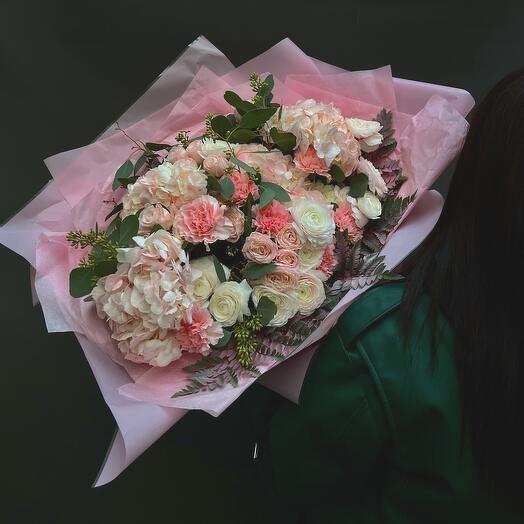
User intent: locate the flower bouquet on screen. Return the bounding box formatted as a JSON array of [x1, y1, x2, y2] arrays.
[[0, 37, 474, 485]]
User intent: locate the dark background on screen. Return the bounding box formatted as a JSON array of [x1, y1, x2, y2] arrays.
[[1, 1, 524, 522]]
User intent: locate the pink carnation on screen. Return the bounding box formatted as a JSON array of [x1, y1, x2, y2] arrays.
[[254, 201, 292, 236], [175, 306, 223, 355], [203, 153, 230, 177], [317, 243, 338, 278], [294, 146, 329, 175], [229, 171, 259, 204], [334, 202, 363, 242], [174, 195, 233, 245]]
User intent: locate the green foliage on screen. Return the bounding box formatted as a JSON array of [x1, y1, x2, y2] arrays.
[[214, 330, 232, 348], [145, 142, 172, 152], [269, 127, 296, 152], [229, 156, 258, 176], [212, 254, 227, 283], [330, 164, 345, 185], [239, 107, 278, 129], [69, 267, 96, 298], [210, 115, 233, 139], [105, 203, 123, 221], [134, 153, 148, 174], [244, 262, 277, 280], [258, 185, 275, 208], [364, 109, 397, 161], [227, 128, 257, 143], [260, 182, 291, 203], [242, 193, 254, 235], [256, 296, 277, 326], [349, 173, 369, 198], [118, 214, 139, 246], [219, 176, 235, 199], [112, 159, 134, 190], [224, 90, 255, 115]]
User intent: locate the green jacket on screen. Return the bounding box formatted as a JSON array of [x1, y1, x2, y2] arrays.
[[267, 282, 482, 523]]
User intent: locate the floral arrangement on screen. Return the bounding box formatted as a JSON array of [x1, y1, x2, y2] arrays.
[[66, 73, 411, 396]]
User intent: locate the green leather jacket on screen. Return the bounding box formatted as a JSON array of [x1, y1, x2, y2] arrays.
[[267, 282, 483, 523]]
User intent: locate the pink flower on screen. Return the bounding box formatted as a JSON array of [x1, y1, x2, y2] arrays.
[[224, 206, 245, 243], [274, 249, 299, 269], [229, 171, 259, 204], [203, 153, 230, 177], [242, 232, 278, 263], [263, 268, 299, 292], [175, 306, 223, 355], [185, 140, 204, 164], [294, 146, 329, 175], [174, 195, 233, 245], [254, 201, 292, 236], [138, 204, 174, 233], [317, 243, 338, 278], [334, 202, 363, 242], [275, 222, 305, 250], [166, 145, 192, 163]]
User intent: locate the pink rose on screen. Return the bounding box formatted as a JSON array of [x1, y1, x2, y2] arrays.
[[334, 203, 363, 242], [138, 204, 174, 233], [274, 249, 299, 269], [242, 232, 278, 263], [229, 171, 259, 204], [275, 223, 305, 250], [175, 306, 223, 355], [294, 146, 329, 175], [203, 153, 230, 177], [317, 243, 338, 279], [185, 140, 204, 164], [254, 201, 292, 237], [263, 268, 299, 292], [224, 206, 245, 243], [174, 195, 233, 245]]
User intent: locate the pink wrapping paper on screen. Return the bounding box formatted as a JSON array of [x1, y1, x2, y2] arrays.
[[0, 36, 474, 485]]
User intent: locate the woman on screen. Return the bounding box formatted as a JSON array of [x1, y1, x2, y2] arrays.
[[264, 69, 524, 522]]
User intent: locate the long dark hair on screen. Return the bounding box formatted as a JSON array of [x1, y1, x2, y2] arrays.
[[403, 68, 524, 498]]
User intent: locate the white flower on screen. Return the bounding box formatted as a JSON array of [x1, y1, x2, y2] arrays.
[[200, 138, 232, 157], [346, 196, 369, 228], [190, 256, 231, 302], [357, 158, 387, 198], [132, 229, 187, 263], [251, 285, 299, 327], [209, 280, 252, 327], [298, 243, 325, 271], [296, 272, 326, 315], [290, 197, 336, 247], [346, 117, 383, 153], [357, 191, 382, 220]]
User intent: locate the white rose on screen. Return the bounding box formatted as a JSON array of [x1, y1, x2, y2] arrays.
[[296, 272, 326, 316], [345, 118, 382, 139], [298, 243, 325, 271], [290, 197, 336, 247], [347, 196, 369, 228], [357, 191, 382, 220], [251, 285, 299, 327], [200, 138, 232, 157], [190, 256, 231, 302], [357, 158, 387, 198], [209, 280, 252, 327]]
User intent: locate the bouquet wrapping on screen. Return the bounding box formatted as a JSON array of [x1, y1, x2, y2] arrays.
[[0, 36, 474, 485]]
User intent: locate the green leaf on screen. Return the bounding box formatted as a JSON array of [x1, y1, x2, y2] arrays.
[[219, 177, 235, 199], [207, 174, 221, 193], [134, 153, 148, 174], [239, 107, 278, 129], [257, 295, 277, 326], [69, 267, 95, 298], [260, 182, 290, 203], [258, 186, 275, 208], [226, 113, 238, 127], [150, 224, 164, 234], [118, 176, 139, 188], [243, 193, 254, 235], [214, 329, 232, 348], [105, 203, 123, 221], [119, 214, 139, 246], [212, 255, 227, 283], [349, 173, 369, 198], [106, 216, 121, 237], [230, 156, 258, 176], [145, 142, 172, 151], [210, 115, 233, 139], [224, 91, 255, 115], [269, 127, 296, 152], [330, 164, 345, 185], [92, 259, 118, 278], [112, 159, 134, 190], [227, 128, 257, 143], [245, 262, 277, 280]]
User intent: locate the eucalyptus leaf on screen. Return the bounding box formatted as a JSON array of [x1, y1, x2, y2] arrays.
[[69, 267, 95, 298], [207, 174, 221, 193], [145, 142, 172, 152], [245, 263, 277, 280], [134, 153, 148, 174], [243, 193, 254, 235], [106, 216, 121, 237], [239, 107, 278, 129], [269, 127, 296, 152], [230, 156, 258, 176], [112, 159, 134, 190], [212, 255, 227, 283], [119, 214, 139, 246], [227, 128, 257, 143], [349, 173, 369, 198], [257, 295, 277, 326], [219, 177, 235, 199], [93, 259, 118, 278], [224, 91, 255, 115], [213, 329, 232, 348], [210, 115, 233, 139], [260, 182, 290, 203], [330, 164, 345, 185], [258, 186, 275, 208], [105, 202, 123, 221], [118, 176, 139, 188]]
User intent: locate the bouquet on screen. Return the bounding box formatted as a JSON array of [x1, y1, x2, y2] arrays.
[[0, 37, 473, 485]]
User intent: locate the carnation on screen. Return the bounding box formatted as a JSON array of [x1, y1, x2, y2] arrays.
[[229, 170, 259, 205], [317, 243, 338, 279], [174, 306, 223, 355], [254, 201, 292, 236], [334, 202, 364, 242]]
